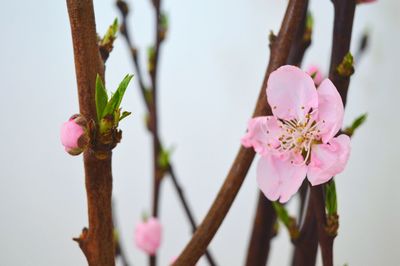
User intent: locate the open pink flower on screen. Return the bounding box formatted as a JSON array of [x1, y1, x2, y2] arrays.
[[306, 65, 324, 86], [241, 65, 350, 203], [135, 217, 162, 255], [60, 114, 88, 155]]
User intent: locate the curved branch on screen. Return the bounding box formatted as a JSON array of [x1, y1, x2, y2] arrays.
[[172, 1, 308, 265]]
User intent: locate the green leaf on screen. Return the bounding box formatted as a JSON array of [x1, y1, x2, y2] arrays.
[[272, 202, 290, 227], [306, 12, 314, 30], [119, 111, 131, 122], [158, 146, 174, 170], [102, 74, 133, 118], [115, 74, 133, 110], [325, 180, 337, 216], [344, 113, 367, 136], [113, 229, 120, 242], [160, 12, 168, 31], [95, 74, 108, 122], [101, 18, 119, 46], [310, 71, 318, 79]]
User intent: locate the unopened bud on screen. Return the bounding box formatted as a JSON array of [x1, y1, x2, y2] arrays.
[[60, 114, 89, 156]]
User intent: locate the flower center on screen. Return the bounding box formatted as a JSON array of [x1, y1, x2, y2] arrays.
[[277, 112, 322, 165]]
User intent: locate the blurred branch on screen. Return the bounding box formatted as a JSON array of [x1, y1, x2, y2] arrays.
[[66, 0, 114, 265], [172, 0, 309, 265], [116, 0, 217, 265], [354, 31, 369, 64], [113, 201, 131, 266]]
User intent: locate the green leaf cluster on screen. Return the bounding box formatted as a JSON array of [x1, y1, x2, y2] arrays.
[[95, 74, 133, 132]]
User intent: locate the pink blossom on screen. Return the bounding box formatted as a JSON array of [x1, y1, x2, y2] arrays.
[[306, 65, 324, 86], [60, 114, 88, 156], [241, 65, 350, 203], [135, 217, 162, 255]]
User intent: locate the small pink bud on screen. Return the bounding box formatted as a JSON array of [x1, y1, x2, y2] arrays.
[[134, 217, 162, 255], [306, 65, 324, 86], [60, 114, 89, 156]]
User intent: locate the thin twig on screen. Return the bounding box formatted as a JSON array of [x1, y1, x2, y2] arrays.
[[113, 200, 131, 266], [116, 0, 217, 265], [66, 0, 115, 265], [172, 0, 308, 265]]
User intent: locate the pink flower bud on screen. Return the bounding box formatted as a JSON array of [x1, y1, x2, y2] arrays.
[[306, 65, 324, 86], [60, 114, 88, 156], [134, 217, 162, 255]]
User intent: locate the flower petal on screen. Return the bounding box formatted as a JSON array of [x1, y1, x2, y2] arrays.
[[316, 79, 344, 143], [267, 65, 318, 121], [241, 116, 282, 155], [307, 134, 351, 186], [257, 154, 307, 203]]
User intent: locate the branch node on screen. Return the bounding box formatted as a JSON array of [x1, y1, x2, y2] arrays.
[[73, 227, 89, 244], [325, 213, 339, 237], [336, 52, 355, 77]]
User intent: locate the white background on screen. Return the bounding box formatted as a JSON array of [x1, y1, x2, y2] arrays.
[[0, 0, 398, 265]]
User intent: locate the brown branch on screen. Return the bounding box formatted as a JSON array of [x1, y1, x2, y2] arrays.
[[171, 1, 308, 265], [292, 189, 318, 266], [113, 201, 131, 266], [66, 0, 115, 265], [116, 1, 217, 265], [300, 2, 356, 265], [245, 2, 310, 265], [245, 196, 276, 266], [328, 0, 356, 106], [310, 186, 334, 266], [167, 164, 218, 265]]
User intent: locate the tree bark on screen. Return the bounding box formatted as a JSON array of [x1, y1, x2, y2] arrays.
[[66, 1, 114, 265]]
